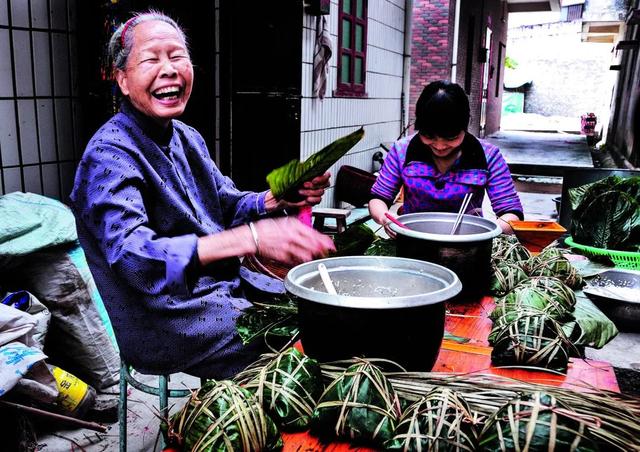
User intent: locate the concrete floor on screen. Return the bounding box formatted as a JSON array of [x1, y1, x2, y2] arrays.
[[35, 128, 639, 451]]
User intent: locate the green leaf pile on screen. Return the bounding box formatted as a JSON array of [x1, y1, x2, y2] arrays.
[[569, 175, 640, 251], [266, 127, 365, 200]]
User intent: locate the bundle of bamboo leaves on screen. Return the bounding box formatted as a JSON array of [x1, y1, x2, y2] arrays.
[[169, 380, 282, 452], [234, 347, 324, 431], [321, 359, 640, 451]]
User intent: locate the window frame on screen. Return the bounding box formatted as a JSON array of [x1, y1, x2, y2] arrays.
[[334, 0, 368, 98]]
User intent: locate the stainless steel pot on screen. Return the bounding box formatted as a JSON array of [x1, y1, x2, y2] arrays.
[[583, 269, 640, 332], [390, 212, 501, 300], [285, 256, 461, 371]]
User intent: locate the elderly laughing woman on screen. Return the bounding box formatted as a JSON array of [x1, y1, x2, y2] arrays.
[[70, 11, 334, 379]]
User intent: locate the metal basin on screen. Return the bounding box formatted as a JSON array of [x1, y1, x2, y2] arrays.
[[583, 269, 640, 332], [285, 256, 461, 371], [390, 212, 501, 300]]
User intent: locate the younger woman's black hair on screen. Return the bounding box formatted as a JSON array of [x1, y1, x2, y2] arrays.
[[414, 80, 470, 138]]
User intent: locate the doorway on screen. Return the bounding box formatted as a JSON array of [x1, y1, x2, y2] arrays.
[[219, 1, 303, 192], [76, 1, 217, 151]]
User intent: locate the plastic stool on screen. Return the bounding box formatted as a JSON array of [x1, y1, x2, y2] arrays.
[[119, 360, 193, 452]]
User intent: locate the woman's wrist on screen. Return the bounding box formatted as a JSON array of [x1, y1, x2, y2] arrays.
[[247, 222, 260, 254]]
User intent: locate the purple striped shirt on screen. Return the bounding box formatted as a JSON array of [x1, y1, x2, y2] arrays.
[[371, 133, 523, 218]]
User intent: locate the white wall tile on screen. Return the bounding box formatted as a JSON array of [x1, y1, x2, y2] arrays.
[[368, 19, 404, 53], [37, 99, 56, 162], [12, 30, 33, 97], [49, 0, 67, 30], [31, 0, 49, 28], [33, 31, 51, 96], [367, 72, 403, 98], [23, 165, 42, 193], [18, 100, 39, 164], [0, 0, 8, 26], [55, 98, 73, 160], [0, 100, 19, 166], [3, 167, 22, 193], [52, 32, 70, 96], [369, 1, 405, 31], [0, 30, 14, 97], [42, 163, 60, 198], [10, 0, 29, 27], [367, 45, 403, 77]]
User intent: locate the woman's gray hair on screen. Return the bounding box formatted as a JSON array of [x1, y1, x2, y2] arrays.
[[109, 10, 189, 70]]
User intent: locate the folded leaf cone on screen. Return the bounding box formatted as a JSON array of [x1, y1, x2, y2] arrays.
[[267, 127, 365, 201]]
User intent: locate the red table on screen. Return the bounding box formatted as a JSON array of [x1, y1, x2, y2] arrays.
[[281, 296, 620, 451]]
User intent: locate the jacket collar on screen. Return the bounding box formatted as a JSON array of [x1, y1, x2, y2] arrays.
[[120, 99, 174, 146]]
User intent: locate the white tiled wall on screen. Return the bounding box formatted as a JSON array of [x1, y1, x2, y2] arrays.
[[300, 0, 407, 207]]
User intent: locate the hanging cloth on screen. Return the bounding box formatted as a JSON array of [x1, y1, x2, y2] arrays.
[[313, 15, 333, 100]]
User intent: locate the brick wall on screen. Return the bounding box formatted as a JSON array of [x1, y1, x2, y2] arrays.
[[409, 0, 454, 126], [410, 0, 507, 137], [455, 0, 508, 136]]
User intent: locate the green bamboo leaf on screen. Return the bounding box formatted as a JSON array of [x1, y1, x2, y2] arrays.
[[266, 127, 365, 200], [565, 292, 618, 349]]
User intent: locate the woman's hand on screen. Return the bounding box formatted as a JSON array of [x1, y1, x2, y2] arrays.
[[197, 216, 335, 266], [265, 172, 331, 212], [253, 217, 335, 264], [496, 213, 519, 234], [368, 198, 397, 238]]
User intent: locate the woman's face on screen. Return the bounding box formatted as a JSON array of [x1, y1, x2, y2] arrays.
[[115, 20, 193, 127], [419, 131, 466, 159]]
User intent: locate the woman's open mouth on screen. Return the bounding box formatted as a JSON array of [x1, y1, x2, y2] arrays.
[[152, 86, 182, 101]]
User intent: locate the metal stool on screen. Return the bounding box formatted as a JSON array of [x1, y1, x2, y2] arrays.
[[119, 360, 193, 452]]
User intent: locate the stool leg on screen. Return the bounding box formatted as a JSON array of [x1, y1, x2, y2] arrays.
[[119, 363, 128, 452], [159, 375, 169, 447]]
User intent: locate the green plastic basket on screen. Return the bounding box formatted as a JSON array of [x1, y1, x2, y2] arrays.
[[565, 236, 640, 270]]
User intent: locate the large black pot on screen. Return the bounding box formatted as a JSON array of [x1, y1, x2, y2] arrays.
[[284, 256, 461, 371], [390, 212, 501, 300]]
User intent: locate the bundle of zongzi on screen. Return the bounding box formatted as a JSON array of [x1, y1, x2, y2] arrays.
[[491, 235, 531, 262], [170, 380, 282, 452], [311, 360, 399, 445], [491, 284, 575, 321], [479, 391, 600, 451], [385, 387, 478, 451], [242, 347, 323, 431], [527, 248, 583, 289], [490, 313, 574, 372], [489, 261, 529, 296]]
